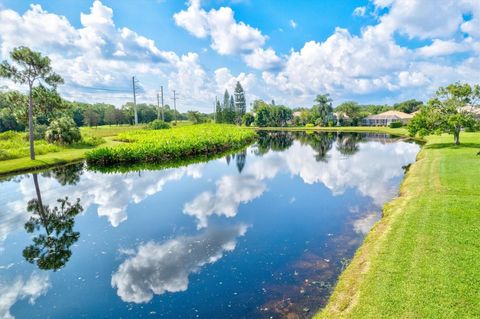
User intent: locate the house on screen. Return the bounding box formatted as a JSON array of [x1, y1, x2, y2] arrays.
[[362, 110, 414, 126], [459, 105, 480, 119]]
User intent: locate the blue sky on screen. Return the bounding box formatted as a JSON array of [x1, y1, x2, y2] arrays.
[[0, 0, 478, 111]]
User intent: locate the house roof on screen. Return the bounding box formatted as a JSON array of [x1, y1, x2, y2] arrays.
[[366, 110, 414, 120], [459, 105, 480, 115]]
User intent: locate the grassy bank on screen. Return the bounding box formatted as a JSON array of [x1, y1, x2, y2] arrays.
[[316, 132, 480, 318], [86, 124, 256, 165], [0, 125, 144, 176]]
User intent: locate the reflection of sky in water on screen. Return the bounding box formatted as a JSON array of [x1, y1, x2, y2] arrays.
[[0, 133, 419, 318]]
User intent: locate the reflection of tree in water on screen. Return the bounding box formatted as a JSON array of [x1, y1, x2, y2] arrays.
[[235, 150, 247, 173], [295, 132, 336, 162], [41, 162, 84, 186], [23, 174, 83, 271], [256, 131, 294, 155], [336, 133, 364, 156]]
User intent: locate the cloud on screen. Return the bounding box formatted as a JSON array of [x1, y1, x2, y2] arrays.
[[0, 273, 50, 319], [244, 48, 283, 71], [352, 212, 381, 234], [0, 1, 214, 110], [373, 0, 476, 40], [289, 19, 297, 29], [174, 0, 283, 72], [184, 175, 266, 228], [111, 224, 248, 303], [353, 6, 367, 17], [174, 0, 265, 55]]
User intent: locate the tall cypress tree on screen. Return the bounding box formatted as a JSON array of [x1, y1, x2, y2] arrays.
[[234, 82, 246, 118]]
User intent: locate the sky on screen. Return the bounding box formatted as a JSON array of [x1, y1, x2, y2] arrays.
[[0, 0, 479, 112]]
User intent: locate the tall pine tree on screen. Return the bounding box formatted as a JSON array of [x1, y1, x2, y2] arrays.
[[234, 82, 246, 125]]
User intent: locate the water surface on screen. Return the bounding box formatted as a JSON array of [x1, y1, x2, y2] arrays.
[[0, 132, 419, 319]]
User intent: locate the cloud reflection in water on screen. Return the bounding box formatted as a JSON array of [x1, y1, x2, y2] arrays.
[[111, 224, 248, 303]]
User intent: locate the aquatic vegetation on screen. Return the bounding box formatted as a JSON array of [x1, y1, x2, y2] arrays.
[[86, 124, 256, 165]]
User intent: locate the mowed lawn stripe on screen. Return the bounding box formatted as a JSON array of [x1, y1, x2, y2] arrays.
[[317, 132, 480, 318]]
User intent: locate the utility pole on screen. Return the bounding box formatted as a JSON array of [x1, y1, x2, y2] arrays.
[[160, 86, 164, 121], [132, 76, 138, 125], [156, 92, 161, 120], [172, 90, 178, 125]]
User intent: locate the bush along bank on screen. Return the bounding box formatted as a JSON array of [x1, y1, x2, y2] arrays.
[[86, 124, 257, 166]]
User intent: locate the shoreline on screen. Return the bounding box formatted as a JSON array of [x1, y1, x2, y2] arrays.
[[0, 126, 410, 177], [315, 132, 480, 318]]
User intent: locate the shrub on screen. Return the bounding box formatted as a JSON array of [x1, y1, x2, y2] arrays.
[[33, 124, 48, 140], [147, 120, 171, 130], [79, 136, 105, 147], [305, 123, 314, 128], [242, 113, 255, 127], [87, 124, 256, 165], [46, 117, 81, 145], [0, 130, 19, 140], [0, 131, 60, 160], [389, 121, 403, 128]]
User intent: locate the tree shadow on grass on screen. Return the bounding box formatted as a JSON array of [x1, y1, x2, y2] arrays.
[[425, 142, 480, 150]]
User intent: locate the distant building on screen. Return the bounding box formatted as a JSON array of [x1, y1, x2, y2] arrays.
[[292, 111, 302, 117], [362, 110, 414, 126], [459, 105, 480, 119]]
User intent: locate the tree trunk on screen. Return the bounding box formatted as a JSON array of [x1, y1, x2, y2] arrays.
[[28, 83, 35, 160], [32, 173, 48, 229], [454, 126, 460, 145]]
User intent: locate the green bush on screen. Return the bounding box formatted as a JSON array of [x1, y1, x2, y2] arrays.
[[33, 124, 48, 140], [87, 124, 256, 165], [147, 120, 171, 130], [305, 123, 314, 128], [79, 135, 105, 147], [46, 117, 81, 145], [0, 130, 19, 140], [389, 121, 403, 128]]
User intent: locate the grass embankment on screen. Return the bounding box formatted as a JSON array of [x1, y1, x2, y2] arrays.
[[86, 124, 256, 166], [0, 125, 145, 176], [316, 132, 480, 319]]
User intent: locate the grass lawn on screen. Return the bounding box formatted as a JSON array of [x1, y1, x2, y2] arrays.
[[316, 132, 480, 318]]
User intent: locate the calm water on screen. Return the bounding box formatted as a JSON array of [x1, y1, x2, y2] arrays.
[[0, 132, 420, 319]]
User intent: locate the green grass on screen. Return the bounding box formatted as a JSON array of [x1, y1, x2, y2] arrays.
[[86, 124, 256, 165], [0, 124, 143, 176], [80, 124, 146, 138], [316, 132, 480, 318], [0, 131, 61, 160]]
